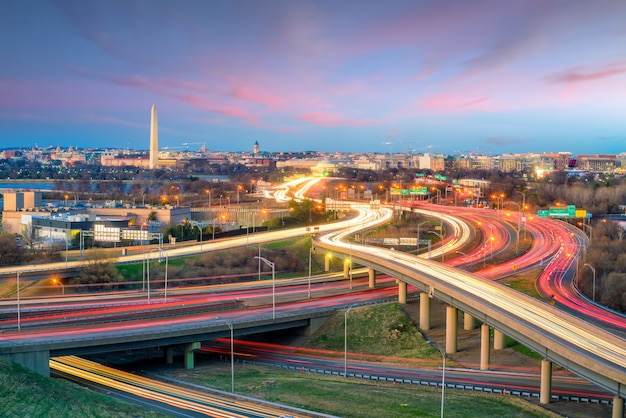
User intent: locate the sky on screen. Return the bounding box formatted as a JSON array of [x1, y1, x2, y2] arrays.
[[1, 0, 626, 155]]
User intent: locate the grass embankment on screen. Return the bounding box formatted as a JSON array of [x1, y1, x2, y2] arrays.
[[161, 303, 558, 418], [0, 357, 169, 418]]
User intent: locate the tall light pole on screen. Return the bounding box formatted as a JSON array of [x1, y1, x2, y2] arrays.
[[205, 189, 211, 207], [344, 304, 355, 378], [254, 256, 275, 320], [63, 232, 69, 269], [429, 230, 445, 263], [584, 263, 596, 301], [308, 245, 313, 299], [163, 251, 169, 302], [227, 323, 234, 393], [16, 271, 22, 331], [417, 221, 430, 252], [427, 339, 446, 418]]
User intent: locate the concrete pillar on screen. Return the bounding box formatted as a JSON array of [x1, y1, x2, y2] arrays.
[[540, 359, 552, 404], [166, 347, 175, 365], [343, 259, 350, 278], [184, 342, 201, 369], [445, 306, 458, 354], [398, 281, 407, 304], [480, 324, 490, 371], [612, 396, 624, 418], [463, 312, 475, 330], [368, 268, 376, 288], [419, 292, 431, 330], [7, 350, 50, 376], [303, 316, 329, 336], [493, 329, 505, 350], [324, 254, 330, 272]]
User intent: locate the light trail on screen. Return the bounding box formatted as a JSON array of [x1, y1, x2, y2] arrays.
[[51, 356, 324, 418]]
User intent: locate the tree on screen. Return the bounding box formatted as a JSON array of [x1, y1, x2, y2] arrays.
[[71, 251, 123, 290]]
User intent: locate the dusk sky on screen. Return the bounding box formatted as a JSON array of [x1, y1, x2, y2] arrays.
[[1, 0, 625, 155]]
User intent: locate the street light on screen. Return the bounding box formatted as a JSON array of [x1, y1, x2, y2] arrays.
[[163, 251, 169, 302], [416, 221, 431, 252], [308, 245, 313, 299], [205, 189, 211, 207], [227, 323, 235, 393], [344, 304, 355, 378], [52, 278, 65, 295], [584, 263, 596, 301], [14, 265, 34, 331], [427, 339, 446, 418], [429, 230, 445, 263], [254, 256, 275, 320]]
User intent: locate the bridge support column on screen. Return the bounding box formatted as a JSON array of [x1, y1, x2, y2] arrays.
[[324, 254, 330, 272], [540, 359, 552, 404], [184, 342, 201, 369], [303, 316, 330, 336], [480, 324, 490, 370], [398, 281, 407, 304], [445, 306, 457, 354], [6, 350, 50, 376], [166, 347, 175, 365], [493, 329, 505, 350], [343, 259, 350, 278], [463, 312, 475, 330], [419, 292, 431, 330], [368, 268, 376, 288], [612, 396, 624, 418]]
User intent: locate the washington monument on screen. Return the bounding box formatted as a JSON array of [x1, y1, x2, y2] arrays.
[[149, 104, 158, 169]]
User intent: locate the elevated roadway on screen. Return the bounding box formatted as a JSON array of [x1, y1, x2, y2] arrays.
[[314, 204, 626, 416]]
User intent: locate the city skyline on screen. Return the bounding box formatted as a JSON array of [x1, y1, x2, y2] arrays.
[[1, 1, 626, 155]]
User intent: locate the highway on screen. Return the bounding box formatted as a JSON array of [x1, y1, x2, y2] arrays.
[[201, 339, 614, 402], [315, 203, 626, 401], [51, 355, 332, 418], [1, 177, 626, 415]]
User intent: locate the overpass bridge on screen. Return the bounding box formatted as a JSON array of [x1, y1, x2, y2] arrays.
[[0, 308, 334, 376], [313, 207, 626, 418]]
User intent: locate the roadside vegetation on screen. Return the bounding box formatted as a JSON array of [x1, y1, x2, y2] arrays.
[[0, 357, 169, 418], [161, 303, 560, 418]]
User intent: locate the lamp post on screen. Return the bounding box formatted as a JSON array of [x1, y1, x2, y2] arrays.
[[584, 263, 596, 301], [52, 278, 65, 295], [429, 230, 445, 263], [14, 266, 35, 331], [308, 245, 313, 299], [163, 251, 169, 302], [16, 271, 22, 331], [227, 323, 234, 393], [192, 222, 203, 249], [254, 256, 275, 320], [417, 221, 431, 252], [427, 339, 446, 418], [64, 232, 69, 269], [205, 189, 211, 207], [344, 304, 355, 378]]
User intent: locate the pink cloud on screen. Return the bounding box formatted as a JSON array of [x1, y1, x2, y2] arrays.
[[177, 94, 260, 125], [297, 111, 376, 127], [545, 63, 626, 84], [231, 85, 284, 109], [420, 93, 492, 113]]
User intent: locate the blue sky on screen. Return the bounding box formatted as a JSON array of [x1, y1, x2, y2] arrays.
[[1, 0, 625, 155]]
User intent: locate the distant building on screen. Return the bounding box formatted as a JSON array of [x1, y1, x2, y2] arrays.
[[575, 154, 616, 172]]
